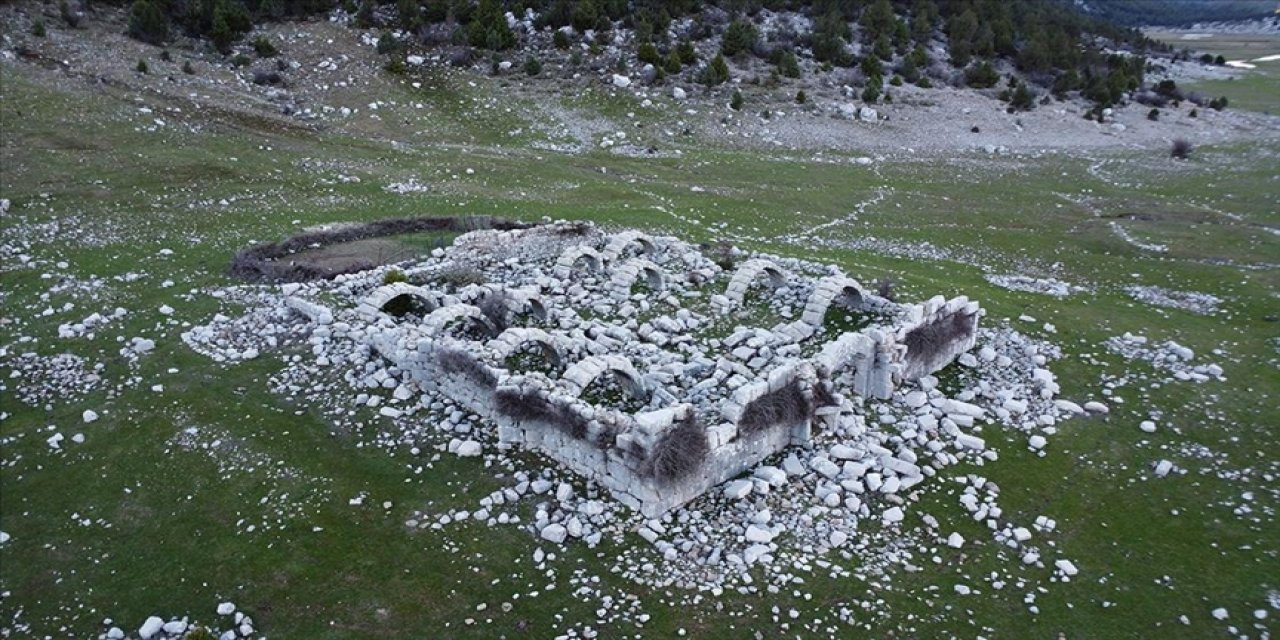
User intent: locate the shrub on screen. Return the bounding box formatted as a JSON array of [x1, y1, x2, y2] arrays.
[[1155, 79, 1179, 98], [662, 50, 681, 74], [253, 35, 278, 57], [252, 69, 283, 84], [676, 40, 697, 65], [647, 414, 709, 484], [1147, 108, 1159, 121], [638, 42, 661, 65], [354, 0, 374, 28], [1209, 96, 1228, 111], [699, 54, 729, 86], [1171, 138, 1192, 159], [738, 381, 810, 436], [232, 53, 252, 67], [1189, 108, 1198, 118], [436, 348, 497, 388], [777, 50, 800, 78], [730, 89, 743, 111], [552, 30, 570, 50], [876, 279, 895, 301], [890, 75, 903, 86], [376, 31, 398, 55], [160, 49, 172, 62], [1009, 83, 1035, 111], [136, 59, 149, 74], [524, 55, 541, 76], [1214, 54, 1226, 65], [438, 265, 485, 288], [182, 60, 195, 74], [184, 628, 217, 640], [721, 19, 758, 58], [916, 76, 933, 88], [210, 0, 252, 54], [965, 61, 998, 88], [861, 83, 880, 104], [32, 18, 46, 37], [382, 269, 408, 285], [570, 49, 583, 66], [795, 89, 806, 104], [476, 291, 510, 332]]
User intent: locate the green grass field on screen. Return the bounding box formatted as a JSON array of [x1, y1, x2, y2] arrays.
[[1147, 30, 1280, 114], [2, 52, 1278, 639]]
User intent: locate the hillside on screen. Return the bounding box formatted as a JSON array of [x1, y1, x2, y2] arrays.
[[2, 0, 1279, 639], [1078, 0, 1277, 27]]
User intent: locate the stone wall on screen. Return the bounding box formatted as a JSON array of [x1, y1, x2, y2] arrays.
[[333, 222, 981, 517]]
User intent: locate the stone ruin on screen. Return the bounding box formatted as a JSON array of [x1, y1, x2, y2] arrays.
[[272, 222, 982, 517]]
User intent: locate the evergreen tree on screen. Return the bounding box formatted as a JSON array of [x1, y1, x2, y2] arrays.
[[721, 19, 758, 58], [964, 60, 998, 88], [1010, 82, 1035, 111], [812, 10, 851, 65], [910, 0, 938, 44], [469, 0, 515, 50], [700, 53, 730, 86], [397, 0, 422, 32], [947, 9, 978, 67], [571, 0, 598, 33], [777, 50, 800, 78], [860, 0, 896, 44], [127, 0, 169, 45]]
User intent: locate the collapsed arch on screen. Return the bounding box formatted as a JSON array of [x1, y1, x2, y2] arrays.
[[724, 259, 789, 306], [801, 276, 869, 327], [422, 304, 494, 339], [600, 231, 657, 262], [561, 355, 648, 401], [553, 245, 605, 279], [489, 327, 567, 369], [609, 259, 665, 300]]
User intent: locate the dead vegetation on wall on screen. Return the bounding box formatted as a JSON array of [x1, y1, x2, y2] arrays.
[[436, 347, 498, 389], [903, 311, 976, 367], [493, 387, 591, 440], [646, 414, 710, 485], [738, 381, 812, 437]]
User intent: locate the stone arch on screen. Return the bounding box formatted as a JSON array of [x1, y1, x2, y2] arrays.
[[489, 328, 567, 369], [724, 259, 789, 306], [601, 231, 657, 262], [801, 276, 869, 327], [422, 304, 494, 339], [609, 259, 665, 300], [553, 246, 605, 279], [561, 355, 648, 400], [358, 282, 441, 319]]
